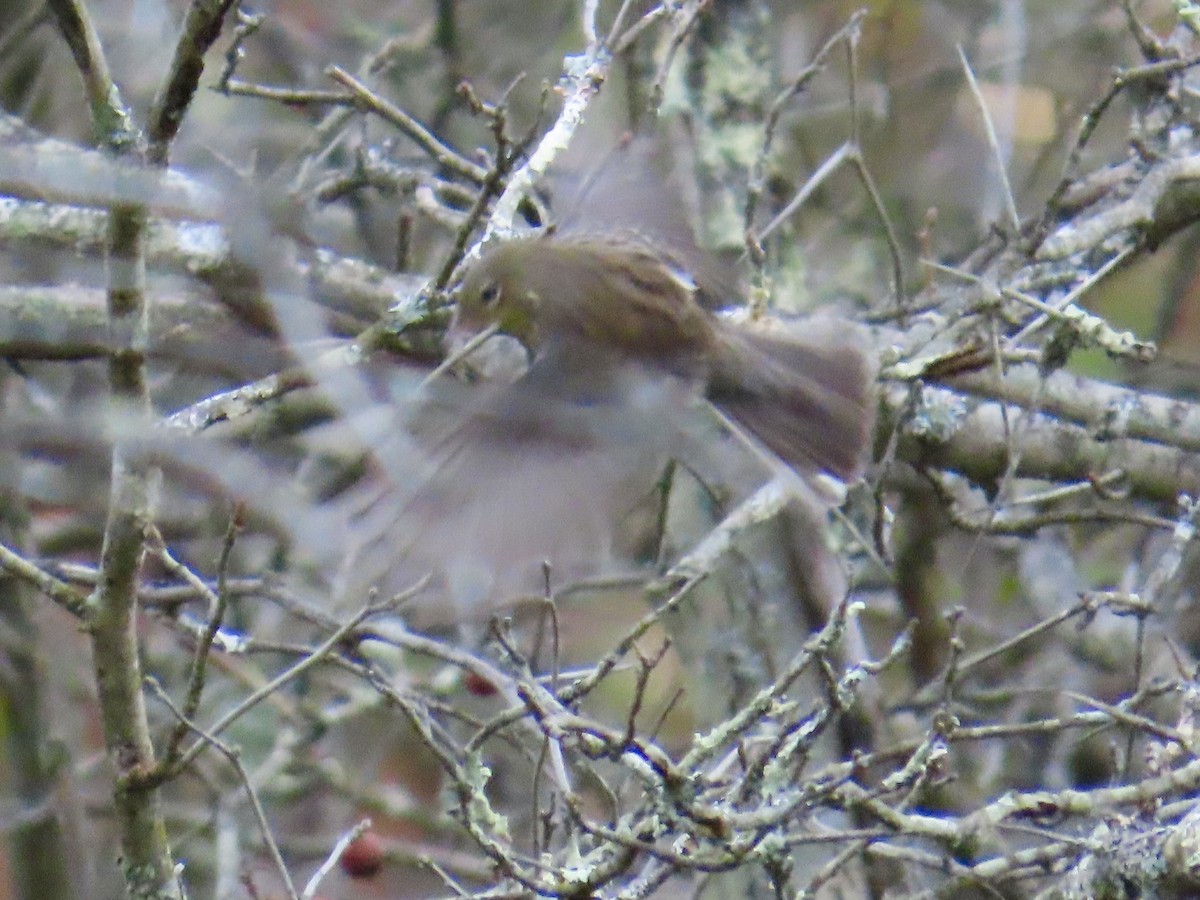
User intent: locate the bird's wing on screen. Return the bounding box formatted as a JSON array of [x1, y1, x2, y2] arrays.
[[330, 347, 699, 626]]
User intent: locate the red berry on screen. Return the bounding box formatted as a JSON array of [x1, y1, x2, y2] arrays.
[[339, 831, 384, 879], [464, 671, 499, 697]]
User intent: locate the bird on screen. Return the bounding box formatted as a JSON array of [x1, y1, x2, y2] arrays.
[[450, 229, 874, 486], [330, 139, 876, 626]]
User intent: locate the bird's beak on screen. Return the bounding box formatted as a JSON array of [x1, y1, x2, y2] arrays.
[[422, 322, 502, 388]]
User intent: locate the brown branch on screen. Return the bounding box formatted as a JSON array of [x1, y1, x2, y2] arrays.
[[146, 0, 237, 163]]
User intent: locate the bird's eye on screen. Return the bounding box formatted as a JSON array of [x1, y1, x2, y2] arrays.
[[479, 282, 502, 307]]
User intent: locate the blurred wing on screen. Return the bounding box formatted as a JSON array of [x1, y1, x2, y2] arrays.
[[333, 347, 697, 626], [553, 135, 740, 308]]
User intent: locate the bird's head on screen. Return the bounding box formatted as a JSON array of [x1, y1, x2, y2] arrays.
[[452, 239, 543, 348]]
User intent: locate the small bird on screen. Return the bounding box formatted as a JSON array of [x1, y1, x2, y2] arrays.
[[451, 229, 874, 486], [334, 142, 875, 625]]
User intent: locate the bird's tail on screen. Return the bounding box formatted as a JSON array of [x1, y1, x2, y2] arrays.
[[708, 318, 875, 483]]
